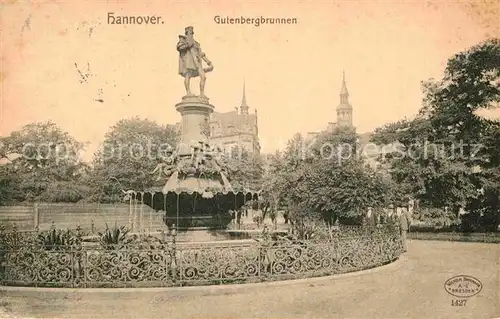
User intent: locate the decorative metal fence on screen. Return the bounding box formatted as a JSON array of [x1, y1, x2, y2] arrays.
[[0, 226, 403, 288]]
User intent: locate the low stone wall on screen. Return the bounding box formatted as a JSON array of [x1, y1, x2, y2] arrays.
[[0, 226, 403, 288], [0, 203, 164, 232], [0, 206, 35, 231]]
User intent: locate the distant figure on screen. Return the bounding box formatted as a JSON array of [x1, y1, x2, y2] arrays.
[[283, 211, 289, 224], [387, 204, 395, 220], [269, 210, 277, 227], [399, 208, 410, 252], [234, 210, 242, 228], [365, 207, 377, 227], [378, 211, 384, 225]]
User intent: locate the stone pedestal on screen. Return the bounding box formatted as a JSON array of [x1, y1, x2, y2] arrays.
[[175, 95, 214, 155], [155, 94, 236, 232]]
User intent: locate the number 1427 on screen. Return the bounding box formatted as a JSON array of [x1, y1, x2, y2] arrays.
[[452, 300, 467, 306]]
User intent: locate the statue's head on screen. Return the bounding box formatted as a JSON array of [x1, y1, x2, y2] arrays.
[[185, 26, 194, 35]]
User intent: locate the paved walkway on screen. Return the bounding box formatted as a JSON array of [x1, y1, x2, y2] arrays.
[[1, 240, 499, 319]]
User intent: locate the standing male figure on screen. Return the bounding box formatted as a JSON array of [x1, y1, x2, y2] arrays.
[[399, 207, 410, 252], [176, 26, 213, 99], [365, 207, 378, 227]]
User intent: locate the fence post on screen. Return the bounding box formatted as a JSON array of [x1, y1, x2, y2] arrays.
[[149, 209, 153, 233], [33, 203, 39, 231], [258, 242, 262, 281], [139, 194, 144, 232], [128, 197, 133, 231], [171, 226, 178, 285], [133, 198, 138, 233]]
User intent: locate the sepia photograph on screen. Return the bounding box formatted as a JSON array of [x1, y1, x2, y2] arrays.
[[0, 0, 499, 318]]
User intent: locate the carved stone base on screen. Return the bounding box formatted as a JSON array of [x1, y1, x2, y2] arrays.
[[181, 94, 209, 103]]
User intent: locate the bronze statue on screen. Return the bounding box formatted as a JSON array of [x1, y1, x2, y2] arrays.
[[177, 26, 213, 99]]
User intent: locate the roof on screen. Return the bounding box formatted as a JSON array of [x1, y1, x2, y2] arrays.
[[340, 71, 349, 95]]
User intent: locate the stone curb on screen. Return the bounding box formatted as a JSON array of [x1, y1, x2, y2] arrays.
[[0, 254, 407, 296]]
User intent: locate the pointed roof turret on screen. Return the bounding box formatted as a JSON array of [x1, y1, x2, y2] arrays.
[[340, 70, 349, 96], [240, 79, 249, 115], [338, 70, 351, 107]]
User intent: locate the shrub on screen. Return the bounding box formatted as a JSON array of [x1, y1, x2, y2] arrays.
[[98, 223, 131, 250], [126, 233, 169, 250], [0, 223, 28, 251], [412, 207, 459, 228], [36, 227, 81, 250]]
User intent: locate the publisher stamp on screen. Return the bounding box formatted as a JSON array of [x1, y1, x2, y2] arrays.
[[444, 275, 482, 306]]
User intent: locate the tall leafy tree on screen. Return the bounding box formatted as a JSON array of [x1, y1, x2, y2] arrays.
[[264, 129, 395, 225], [305, 128, 394, 224], [86, 117, 178, 202], [371, 38, 500, 230], [227, 146, 264, 191], [0, 121, 88, 202]]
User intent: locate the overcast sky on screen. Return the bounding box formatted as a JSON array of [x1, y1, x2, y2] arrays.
[[1, 0, 498, 161]]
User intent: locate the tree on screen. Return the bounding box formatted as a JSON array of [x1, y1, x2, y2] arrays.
[[258, 151, 288, 220], [302, 127, 395, 225], [0, 164, 18, 205], [226, 145, 264, 191], [371, 38, 500, 230], [86, 117, 178, 202], [263, 129, 395, 226], [0, 121, 88, 203], [252, 135, 312, 223]]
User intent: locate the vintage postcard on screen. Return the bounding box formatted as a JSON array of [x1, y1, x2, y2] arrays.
[[0, 1, 499, 318]]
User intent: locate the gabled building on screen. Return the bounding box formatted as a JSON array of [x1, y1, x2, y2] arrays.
[[208, 81, 261, 155]]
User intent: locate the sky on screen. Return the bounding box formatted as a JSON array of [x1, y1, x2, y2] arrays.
[[0, 0, 499, 161]]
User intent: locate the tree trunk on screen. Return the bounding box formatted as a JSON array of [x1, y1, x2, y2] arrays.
[[262, 205, 269, 221]]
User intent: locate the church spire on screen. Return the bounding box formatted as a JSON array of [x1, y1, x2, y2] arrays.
[[240, 79, 249, 114], [340, 70, 349, 96], [340, 70, 349, 104], [336, 70, 353, 128]]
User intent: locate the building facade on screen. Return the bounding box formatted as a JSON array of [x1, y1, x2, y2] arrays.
[[208, 82, 260, 155]]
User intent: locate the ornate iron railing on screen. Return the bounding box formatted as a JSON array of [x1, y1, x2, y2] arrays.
[[0, 226, 403, 288]]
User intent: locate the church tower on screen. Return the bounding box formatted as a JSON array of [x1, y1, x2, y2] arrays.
[[240, 80, 249, 115], [336, 71, 353, 127]]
